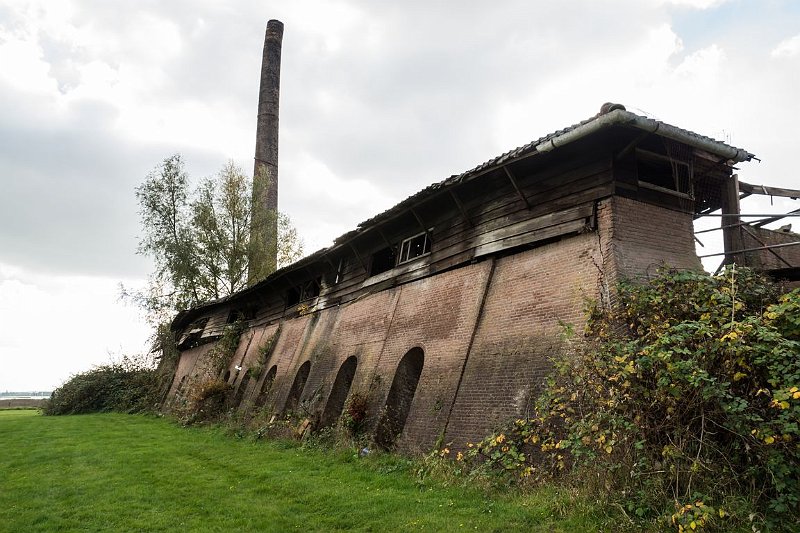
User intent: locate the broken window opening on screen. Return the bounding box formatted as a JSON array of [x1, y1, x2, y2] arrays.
[[284, 361, 311, 414], [227, 306, 256, 324], [319, 356, 358, 429], [636, 148, 693, 198], [178, 317, 209, 349], [335, 257, 345, 284], [375, 347, 424, 449], [397, 232, 431, 265], [370, 246, 397, 276], [285, 278, 321, 307]]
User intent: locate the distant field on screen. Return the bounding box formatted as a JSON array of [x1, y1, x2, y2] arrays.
[[0, 398, 45, 409], [0, 411, 615, 532]]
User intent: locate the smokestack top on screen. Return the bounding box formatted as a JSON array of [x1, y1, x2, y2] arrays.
[[267, 19, 284, 36]]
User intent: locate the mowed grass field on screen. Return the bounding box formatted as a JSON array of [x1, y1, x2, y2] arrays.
[[0, 411, 613, 532]]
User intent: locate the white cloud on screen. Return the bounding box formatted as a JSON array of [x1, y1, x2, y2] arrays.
[[0, 264, 151, 391], [771, 34, 800, 58], [656, 0, 729, 8]]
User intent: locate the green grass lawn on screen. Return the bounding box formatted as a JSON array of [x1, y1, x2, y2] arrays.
[[0, 411, 615, 532]]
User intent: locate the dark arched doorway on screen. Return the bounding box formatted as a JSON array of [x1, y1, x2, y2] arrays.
[[319, 356, 358, 429], [284, 361, 311, 413], [254, 365, 278, 408], [233, 373, 251, 407], [375, 348, 424, 449]]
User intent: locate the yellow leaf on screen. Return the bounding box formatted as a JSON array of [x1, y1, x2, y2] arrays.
[[733, 372, 747, 381], [780, 401, 790, 410], [690, 520, 697, 530], [793, 391, 800, 400], [765, 436, 775, 445], [604, 445, 613, 454], [719, 509, 727, 518]]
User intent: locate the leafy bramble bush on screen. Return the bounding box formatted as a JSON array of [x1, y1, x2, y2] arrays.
[[44, 356, 161, 415], [341, 392, 369, 435], [184, 379, 232, 423], [464, 268, 800, 530]]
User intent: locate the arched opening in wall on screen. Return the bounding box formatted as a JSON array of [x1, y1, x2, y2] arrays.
[[174, 375, 188, 401], [375, 348, 424, 450], [283, 361, 311, 414], [233, 373, 252, 407], [254, 365, 278, 408], [319, 356, 358, 429]]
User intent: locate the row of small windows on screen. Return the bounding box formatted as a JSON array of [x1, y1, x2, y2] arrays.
[[281, 231, 433, 304], [370, 231, 432, 277]]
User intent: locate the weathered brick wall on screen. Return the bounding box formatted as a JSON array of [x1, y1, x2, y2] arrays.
[[444, 232, 602, 447], [238, 261, 493, 452], [598, 196, 702, 284], [168, 195, 707, 450], [742, 227, 800, 272], [165, 343, 215, 409], [367, 261, 494, 452]]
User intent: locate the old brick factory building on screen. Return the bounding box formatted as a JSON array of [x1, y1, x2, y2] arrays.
[[164, 22, 799, 451]]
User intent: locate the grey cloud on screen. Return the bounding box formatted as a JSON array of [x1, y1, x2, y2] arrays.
[[2, 0, 797, 279]]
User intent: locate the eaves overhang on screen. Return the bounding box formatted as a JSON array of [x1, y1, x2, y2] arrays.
[[172, 105, 755, 332]]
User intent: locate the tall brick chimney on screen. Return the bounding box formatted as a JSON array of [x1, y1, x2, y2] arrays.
[[248, 19, 283, 283]]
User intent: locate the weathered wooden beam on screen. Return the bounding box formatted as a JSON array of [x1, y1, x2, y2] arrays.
[[698, 241, 800, 259], [614, 131, 651, 161], [739, 181, 800, 199], [503, 166, 531, 209], [301, 266, 321, 289], [720, 174, 743, 265], [409, 208, 427, 233], [376, 228, 393, 248], [448, 189, 474, 227], [741, 225, 794, 268], [752, 207, 800, 228], [348, 242, 368, 273], [321, 253, 337, 272]]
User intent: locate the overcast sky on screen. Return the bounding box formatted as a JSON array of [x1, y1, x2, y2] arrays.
[[1, 0, 798, 392]]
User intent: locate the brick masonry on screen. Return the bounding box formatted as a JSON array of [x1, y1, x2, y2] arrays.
[[166, 196, 705, 450]]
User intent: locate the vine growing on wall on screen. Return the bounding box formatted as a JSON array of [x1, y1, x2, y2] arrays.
[[457, 268, 799, 531]]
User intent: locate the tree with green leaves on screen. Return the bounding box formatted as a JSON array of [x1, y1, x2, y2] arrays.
[[127, 154, 303, 326]]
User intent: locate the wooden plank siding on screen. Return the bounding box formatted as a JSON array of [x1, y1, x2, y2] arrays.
[[194, 154, 616, 339]]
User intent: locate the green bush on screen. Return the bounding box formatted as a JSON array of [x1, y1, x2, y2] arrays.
[[44, 355, 161, 415], [464, 268, 800, 530]]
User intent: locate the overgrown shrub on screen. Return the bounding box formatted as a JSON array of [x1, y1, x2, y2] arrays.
[[44, 355, 161, 415], [464, 267, 799, 530], [182, 379, 232, 424], [342, 392, 369, 436]]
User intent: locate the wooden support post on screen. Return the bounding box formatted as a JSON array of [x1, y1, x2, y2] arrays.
[[614, 131, 650, 161], [449, 189, 474, 227], [740, 225, 794, 269], [283, 272, 296, 287], [503, 166, 530, 209], [376, 228, 393, 249], [409, 208, 427, 233], [348, 242, 368, 273], [720, 173, 744, 266], [321, 253, 337, 272]]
